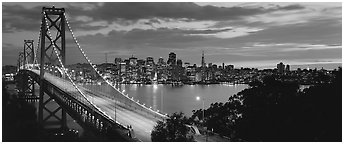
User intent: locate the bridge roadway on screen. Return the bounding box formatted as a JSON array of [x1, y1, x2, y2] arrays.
[[30, 70, 164, 142]]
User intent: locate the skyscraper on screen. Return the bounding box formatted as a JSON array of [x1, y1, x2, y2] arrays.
[[201, 51, 205, 82], [158, 57, 164, 65], [177, 59, 183, 67], [286, 64, 290, 72], [114, 57, 122, 65], [167, 52, 176, 66], [129, 55, 137, 66], [184, 62, 190, 68], [146, 56, 154, 65], [201, 51, 205, 68], [277, 62, 285, 73], [146, 56, 155, 80]]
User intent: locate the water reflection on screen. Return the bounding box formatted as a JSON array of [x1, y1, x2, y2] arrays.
[[152, 84, 158, 110], [116, 84, 248, 116]]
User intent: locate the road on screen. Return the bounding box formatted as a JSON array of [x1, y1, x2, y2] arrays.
[[31, 70, 162, 141]]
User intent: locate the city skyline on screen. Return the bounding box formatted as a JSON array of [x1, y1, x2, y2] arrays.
[[2, 2, 342, 69]]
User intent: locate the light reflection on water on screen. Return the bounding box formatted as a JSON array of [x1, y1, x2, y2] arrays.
[[112, 84, 248, 116], [152, 84, 158, 111]]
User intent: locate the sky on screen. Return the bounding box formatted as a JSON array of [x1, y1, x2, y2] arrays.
[[2, 2, 342, 69]]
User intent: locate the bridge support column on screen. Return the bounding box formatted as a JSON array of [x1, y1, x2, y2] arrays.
[[61, 109, 67, 130], [38, 82, 44, 126], [38, 88, 68, 130]]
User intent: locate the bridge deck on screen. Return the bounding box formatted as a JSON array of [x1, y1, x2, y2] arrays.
[[31, 70, 163, 142]]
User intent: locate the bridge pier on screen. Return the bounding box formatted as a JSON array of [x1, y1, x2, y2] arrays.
[[38, 81, 68, 131]]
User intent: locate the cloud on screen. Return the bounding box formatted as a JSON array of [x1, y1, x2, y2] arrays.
[[282, 44, 342, 52], [242, 42, 342, 52], [2, 2, 310, 33], [242, 3, 341, 27], [2, 4, 41, 32], [187, 27, 263, 39], [78, 3, 308, 22], [72, 18, 216, 36]]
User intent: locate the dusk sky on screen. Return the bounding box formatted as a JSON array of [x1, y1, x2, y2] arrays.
[[2, 2, 342, 69]]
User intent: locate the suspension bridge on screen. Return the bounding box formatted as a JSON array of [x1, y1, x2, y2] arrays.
[[16, 6, 168, 142]]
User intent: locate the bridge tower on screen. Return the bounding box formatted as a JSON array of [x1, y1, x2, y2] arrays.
[[23, 40, 34, 69], [39, 6, 67, 130], [20, 40, 37, 99], [17, 52, 24, 71], [17, 52, 26, 97]]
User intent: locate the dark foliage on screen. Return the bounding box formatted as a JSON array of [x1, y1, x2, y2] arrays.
[[192, 68, 341, 142], [151, 112, 194, 142], [3, 83, 39, 141]]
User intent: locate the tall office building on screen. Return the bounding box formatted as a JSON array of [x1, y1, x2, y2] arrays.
[[201, 51, 205, 82], [184, 62, 190, 68], [158, 57, 164, 65], [201, 51, 205, 68], [167, 52, 176, 66], [114, 57, 122, 65], [286, 64, 290, 72], [177, 59, 183, 67], [129, 55, 137, 66], [277, 62, 285, 73], [146, 56, 155, 80], [208, 63, 212, 68], [146, 56, 154, 65]]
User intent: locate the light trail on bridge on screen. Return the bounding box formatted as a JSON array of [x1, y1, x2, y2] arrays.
[[31, 69, 163, 142]]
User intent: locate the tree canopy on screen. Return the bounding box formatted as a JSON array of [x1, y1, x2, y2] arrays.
[[192, 68, 341, 141], [151, 112, 194, 142]]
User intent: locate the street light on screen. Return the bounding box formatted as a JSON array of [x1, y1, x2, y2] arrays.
[[196, 96, 207, 142], [196, 96, 205, 123]]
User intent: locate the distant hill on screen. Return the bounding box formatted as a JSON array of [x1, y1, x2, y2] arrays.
[[2, 65, 17, 74]]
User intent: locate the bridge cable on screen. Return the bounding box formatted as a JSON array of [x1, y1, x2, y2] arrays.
[[33, 18, 42, 70]]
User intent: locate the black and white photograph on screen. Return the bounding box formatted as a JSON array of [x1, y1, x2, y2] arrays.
[[2, 1, 342, 142]]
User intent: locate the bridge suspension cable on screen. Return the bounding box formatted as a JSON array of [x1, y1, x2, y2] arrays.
[[63, 12, 167, 118], [33, 19, 42, 69]]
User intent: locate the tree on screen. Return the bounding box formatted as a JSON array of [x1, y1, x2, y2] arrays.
[[151, 112, 194, 142], [190, 69, 341, 142]]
